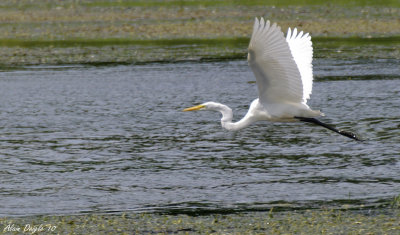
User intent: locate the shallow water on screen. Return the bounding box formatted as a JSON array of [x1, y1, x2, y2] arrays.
[[0, 58, 399, 216]]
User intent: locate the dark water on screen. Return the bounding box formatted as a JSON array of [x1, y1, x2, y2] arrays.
[[0, 59, 399, 216]]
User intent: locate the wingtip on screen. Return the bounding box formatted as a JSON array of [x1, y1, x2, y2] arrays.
[[287, 27, 292, 39], [260, 17, 265, 26], [255, 17, 273, 28], [254, 16, 282, 26]]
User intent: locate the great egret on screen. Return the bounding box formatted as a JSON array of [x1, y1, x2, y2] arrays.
[[184, 17, 361, 141]]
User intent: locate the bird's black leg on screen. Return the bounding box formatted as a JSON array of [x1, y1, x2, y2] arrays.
[[294, 117, 362, 141]]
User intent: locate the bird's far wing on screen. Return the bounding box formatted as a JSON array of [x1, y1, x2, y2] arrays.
[[286, 27, 313, 103], [248, 17, 303, 105]]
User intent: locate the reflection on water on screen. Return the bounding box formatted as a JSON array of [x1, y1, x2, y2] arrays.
[[0, 58, 399, 216]]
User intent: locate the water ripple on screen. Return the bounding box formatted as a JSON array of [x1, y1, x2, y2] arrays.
[[0, 60, 399, 216]]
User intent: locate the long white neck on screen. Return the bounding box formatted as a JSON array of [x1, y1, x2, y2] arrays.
[[212, 103, 254, 131]]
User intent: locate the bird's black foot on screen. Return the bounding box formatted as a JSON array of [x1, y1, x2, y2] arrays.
[[338, 130, 363, 141]]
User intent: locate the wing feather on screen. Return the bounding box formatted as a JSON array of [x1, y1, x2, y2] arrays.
[[248, 18, 304, 105], [286, 27, 313, 103]]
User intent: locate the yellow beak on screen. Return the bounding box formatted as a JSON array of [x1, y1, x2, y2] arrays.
[[183, 104, 205, 112]]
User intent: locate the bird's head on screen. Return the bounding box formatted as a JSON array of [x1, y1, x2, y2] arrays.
[[183, 102, 233, 124], [183, 102, 220, 112], [183, 102, 236, 130]]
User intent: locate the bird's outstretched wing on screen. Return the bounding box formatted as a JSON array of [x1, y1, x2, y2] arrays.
[[248, 18, 306, 105], [286, 27, 313, 103]]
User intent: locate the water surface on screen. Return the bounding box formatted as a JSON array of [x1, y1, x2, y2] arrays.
[[0, 59, 399, 216]]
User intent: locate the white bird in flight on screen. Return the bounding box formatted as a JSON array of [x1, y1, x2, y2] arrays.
[[184, 17, 361, 141]]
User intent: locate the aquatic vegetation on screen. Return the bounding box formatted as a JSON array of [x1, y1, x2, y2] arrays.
[[0, 36, 398, 68], [392, 195, 400, 209], [0, 0, 398, 67], [0, 209, 399, 234]]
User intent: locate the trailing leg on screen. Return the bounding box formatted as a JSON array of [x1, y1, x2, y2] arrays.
[[295, 117, 362, 141]]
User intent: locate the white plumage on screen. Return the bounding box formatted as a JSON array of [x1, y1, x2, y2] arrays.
[[183, 17, 361, 141], [286, 26, 313, 103], [248, 17, 304, 104]]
